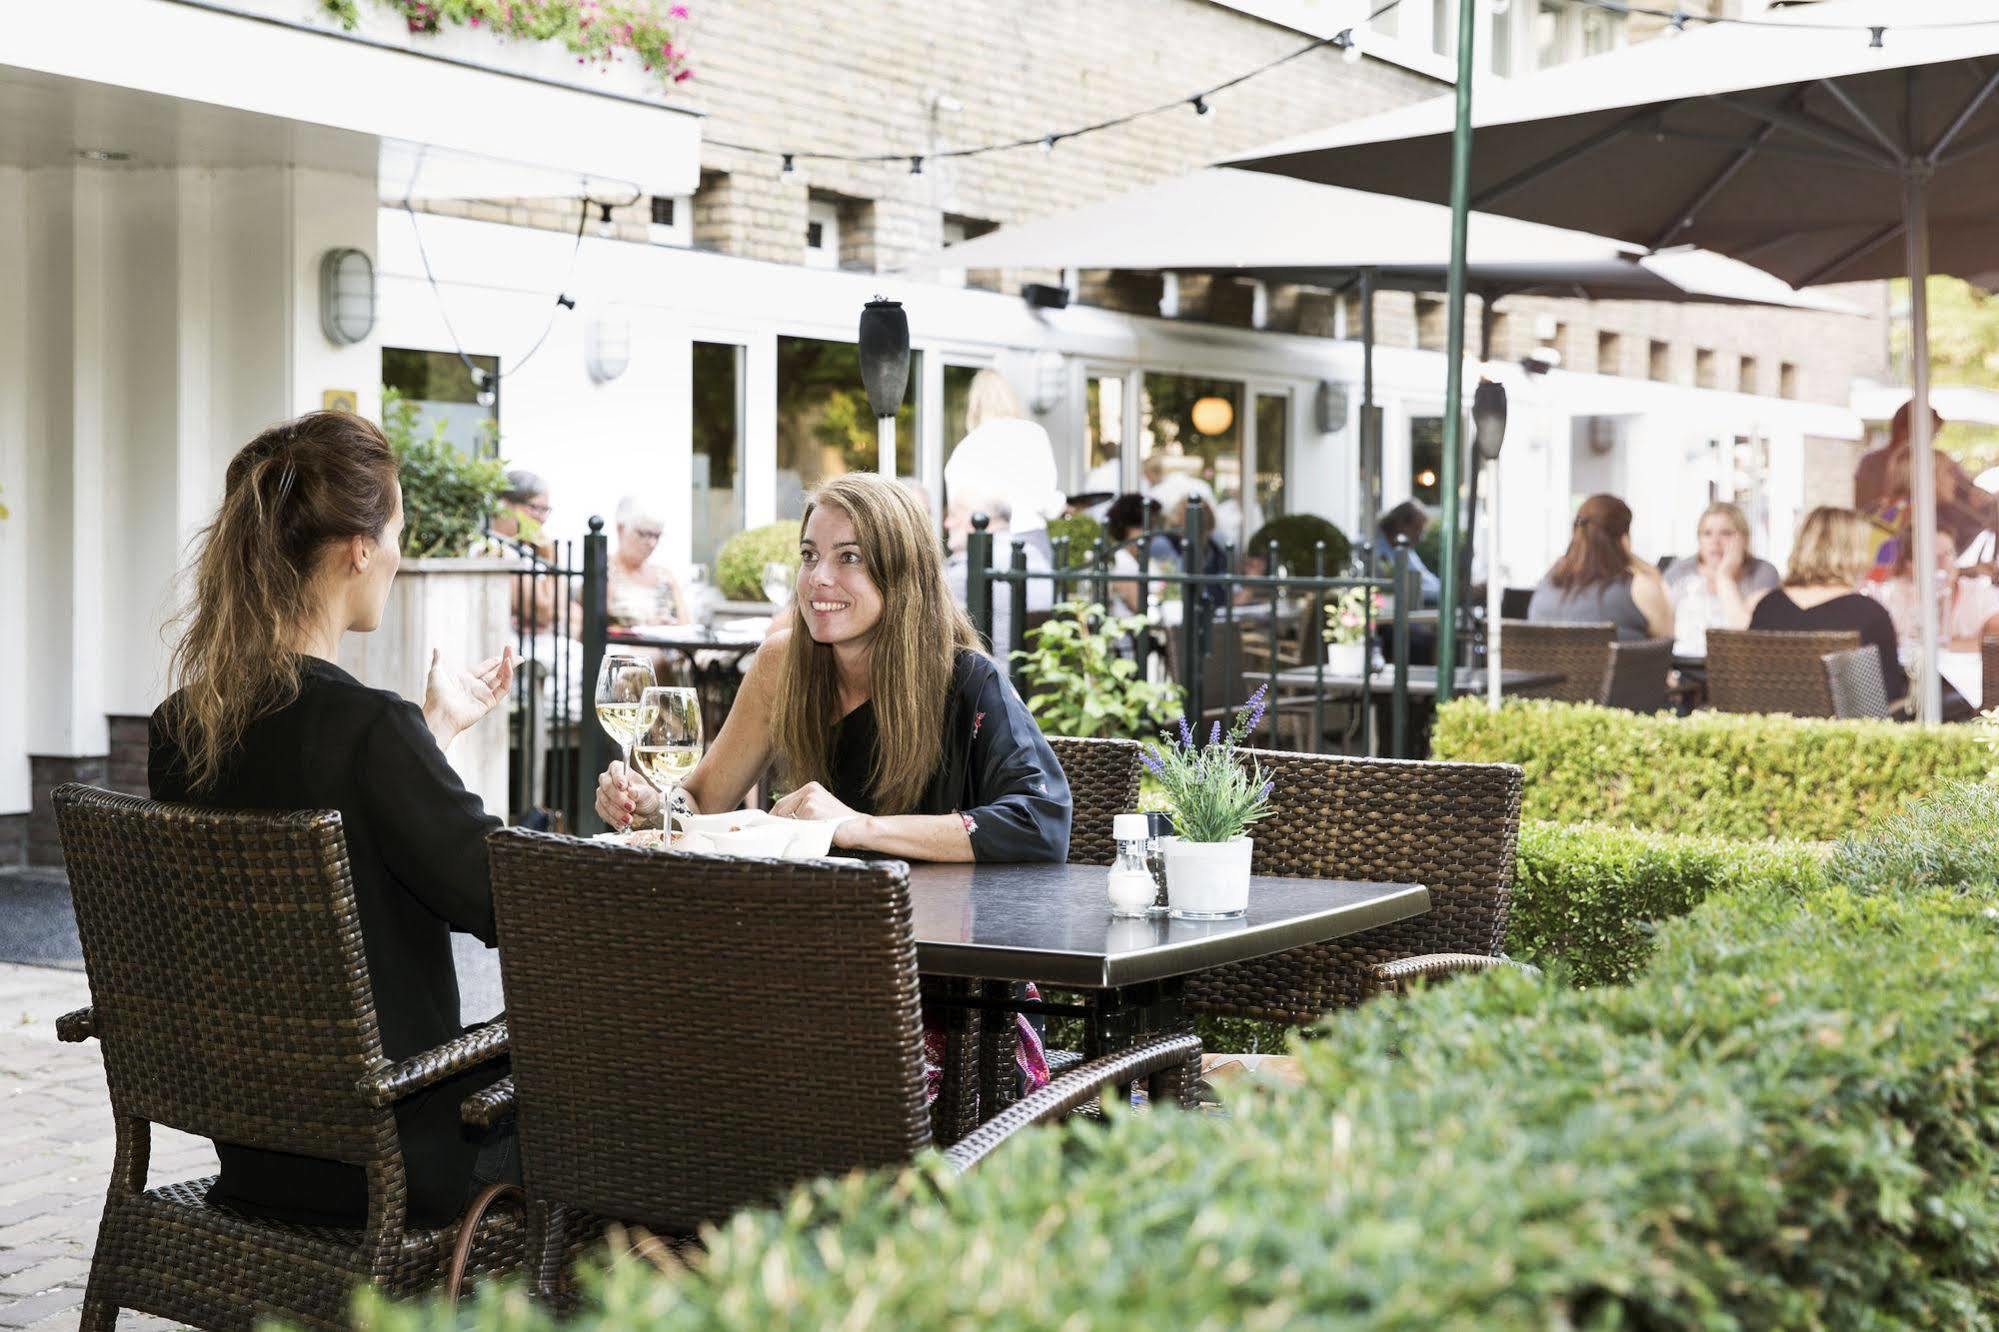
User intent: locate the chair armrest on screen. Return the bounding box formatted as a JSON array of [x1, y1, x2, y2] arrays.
[[461, 1076, 515, 1129], [941, 1034, 1201, 1174], [55, 1008, 95, 1043], [359, 1021, 509, 1108], [1372, 953, 1541, 996]]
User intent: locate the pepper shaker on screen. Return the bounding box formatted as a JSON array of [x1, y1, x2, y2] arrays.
[[1144, 810, 1174, 915]]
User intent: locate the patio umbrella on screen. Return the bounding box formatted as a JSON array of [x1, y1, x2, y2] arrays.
[[1223, 0, 1999, 721]]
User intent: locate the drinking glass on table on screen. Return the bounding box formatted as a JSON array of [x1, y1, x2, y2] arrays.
[[762, 560, 795, 607], [632, 685, 704, 816], [594, 653, 657, 774]]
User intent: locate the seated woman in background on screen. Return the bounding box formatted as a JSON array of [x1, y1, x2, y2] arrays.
[[1748, 506, 1909, 707], [1526, 493, 1674, 641], [1103, 491, 1174, 619], [151, 411, 517, 1228], [1664, 501, 1781, 652], [606, 495, 691, 629], [1875, 528, 1999, 651]]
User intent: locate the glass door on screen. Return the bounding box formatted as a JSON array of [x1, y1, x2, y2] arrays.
[[691, 342, 746, 572]]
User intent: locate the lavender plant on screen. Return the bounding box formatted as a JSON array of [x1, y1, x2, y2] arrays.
[[1143, 686, 1275, 843]]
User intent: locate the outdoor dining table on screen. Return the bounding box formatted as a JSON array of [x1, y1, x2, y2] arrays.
[[1271, 663, 1564, 698], [607, 623, 765, 740], [905, 861, 1429, 1125]]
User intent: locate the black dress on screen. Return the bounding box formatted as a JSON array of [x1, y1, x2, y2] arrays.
[[149, 657, 506, 1227], [1748, 588, 1910, 702], [827, 649, 1071, 862]]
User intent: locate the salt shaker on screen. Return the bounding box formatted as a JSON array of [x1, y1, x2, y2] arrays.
[[1107, 814, 1156, 917]]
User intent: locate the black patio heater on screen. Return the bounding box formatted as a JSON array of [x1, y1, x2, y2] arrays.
[[858, 297, 911, 475], [1459, 374, 1508, 671]]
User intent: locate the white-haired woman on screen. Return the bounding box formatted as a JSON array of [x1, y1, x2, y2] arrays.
[[942, 369, 1062, 565], [607, 494, 689, 628]]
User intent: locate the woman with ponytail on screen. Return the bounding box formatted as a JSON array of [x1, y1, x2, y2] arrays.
[[151, 411, 518, 1227], [1526, 493, 1674, 641]]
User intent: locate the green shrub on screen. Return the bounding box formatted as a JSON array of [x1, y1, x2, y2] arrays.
[[1245, 512, 1352, 574], [1011, 602, 1182, 741], [382, 388, 508, 558], [363, 838, 1999, 1329], [1827, 778, 1999, 894], [1433, 698, 1989, 840], [1045, 514, 1104, 570], [715, 521, 801, 601]]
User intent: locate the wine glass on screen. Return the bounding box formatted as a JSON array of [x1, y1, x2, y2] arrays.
[[632, 686, 704, 817], [762, 560, 795, 607], [594, 653, 657, 776]]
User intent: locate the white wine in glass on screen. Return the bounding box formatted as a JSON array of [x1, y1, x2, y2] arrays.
[[762, 560, 795, 607], [595, 653, 657, 774], [633, 686, 704, 811]]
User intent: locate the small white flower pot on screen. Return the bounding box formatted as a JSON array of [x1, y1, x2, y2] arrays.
[[1162, 836, 1254, 920], [1326, 640, 1370, 678]]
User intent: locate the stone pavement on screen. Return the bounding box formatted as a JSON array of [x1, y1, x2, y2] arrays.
[[0, 963, 207, 1331]]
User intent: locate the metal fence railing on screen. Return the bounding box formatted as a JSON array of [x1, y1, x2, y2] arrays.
[[964, 497, 1418, 757]]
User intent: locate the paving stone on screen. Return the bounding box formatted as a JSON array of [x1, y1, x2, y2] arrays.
[[0, 1289, 90, 1329]]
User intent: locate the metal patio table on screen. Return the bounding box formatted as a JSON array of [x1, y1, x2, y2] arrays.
[[1272, 663, 1563, 698], [607, 624, 763, 739], [906, 861, 1428, 1131]]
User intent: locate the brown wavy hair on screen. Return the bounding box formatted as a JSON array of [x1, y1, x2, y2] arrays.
[[770, 473, 979, 814], [1546, 493, 1634, 593], [162, 413, 400, 789]]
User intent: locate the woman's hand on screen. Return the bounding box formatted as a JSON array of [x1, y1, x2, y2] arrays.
[[595, 761, 663, 830], [422, 646, 514, 750], [770, 781, 866, 845]]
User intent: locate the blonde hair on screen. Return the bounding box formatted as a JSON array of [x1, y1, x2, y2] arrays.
[[963, 369, 1023, 434], [1697, 500, 1752, 546], [1783, 506, 1874, 588], [164, 413, 400, 789], [771, 473, 980, 814]]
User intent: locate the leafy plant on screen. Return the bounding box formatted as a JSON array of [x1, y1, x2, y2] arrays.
[[1826, 779, 1999, 894], [381, 388, 509, 558], [1433, 697, 1989, 840], [1011, 602, 1182, 741], [1322, 585, 1383, 646], [320, 0, 693, 86], [715, 521, 800, 601], [1141, 688, 1274, 842], [1045, 514, 1103, 570], [1245, 512, 1351, 574]]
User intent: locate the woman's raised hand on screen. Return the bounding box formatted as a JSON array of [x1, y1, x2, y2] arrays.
[[596, 760, 663, 830], [421, 646, 515, 749]]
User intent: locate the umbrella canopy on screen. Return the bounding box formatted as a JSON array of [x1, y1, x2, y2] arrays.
[[1224, 0, 1999, 720], [929, 168, 1852, 310]]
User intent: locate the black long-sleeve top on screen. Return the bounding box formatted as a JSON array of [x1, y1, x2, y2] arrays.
[[150, 657, 504, 1226]]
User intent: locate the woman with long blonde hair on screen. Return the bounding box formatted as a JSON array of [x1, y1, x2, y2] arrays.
[[152, 410, 518, 1227], [1748, 505, 1908, 707], [598, 471, 1070, 863]]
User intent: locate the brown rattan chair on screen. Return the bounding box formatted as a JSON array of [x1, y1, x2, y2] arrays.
[[1598, 637, 1673, 713], [51, 785, 529, 1332], [1045, 735, 1142, 867], [1983, 638, 1999, 716], [1184, 750, 1530, 1025], [1704, 628, 1861, 716], [1498, 620, 1615, 703], [1822, 646, 1893, 720], [474, 828, 1197, 1301]]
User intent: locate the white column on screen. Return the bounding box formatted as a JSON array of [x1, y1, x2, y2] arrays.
[[743, 330, 779, 525], [0, 169, 29, 814]]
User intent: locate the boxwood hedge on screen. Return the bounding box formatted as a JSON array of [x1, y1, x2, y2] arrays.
[[362, 789, 1999, 1330], [1431, 698, 1990, 840]]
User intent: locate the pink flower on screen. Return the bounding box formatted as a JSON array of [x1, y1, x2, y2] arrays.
[[673, 68, 693, 81], [669, 3, 689, 16]]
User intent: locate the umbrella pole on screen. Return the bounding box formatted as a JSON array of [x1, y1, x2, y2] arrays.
[[1904, 174, 1941, 724], [1435, 0, 1479, 703], [1361, 269, 1378, 557], [1487, 450, 1502, 709]]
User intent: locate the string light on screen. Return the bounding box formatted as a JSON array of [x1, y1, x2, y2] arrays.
[[1567, 0, 1999, 40], [909, 155, 924, 175], [780, 152, 796, 177], [1870, 25, 1885, 49], [1041, 134, 1058, 154], [1340, 28, 1364, 65], [1191, 94, 1211, 116]]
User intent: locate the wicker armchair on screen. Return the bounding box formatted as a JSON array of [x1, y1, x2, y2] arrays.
[[1499, 620, 1615, 704], [1599, 638, 1673, 713], [479, 828, 1196, 1301], [1184, 751, 1529, 1025], [1705, 628, 1861, 716], [1983, 638, 1999, 716], [50, 785, 528, 1332], [1822, 646, 1893, 720], [1046, 736, 1143, 866]]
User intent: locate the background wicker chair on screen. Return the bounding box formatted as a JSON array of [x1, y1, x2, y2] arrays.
[[1983, 638, 1999, 717], [1498, 620, 1615, 704], [1184, 750, 1528, 1026], [1705, 628, 1861, 716], [1598, 638, 1673, 713], [477, 828, 1196, 1300], [1045, 736, 1142, 866], [1822, 646, 1893, 720], [51, 785, 527, 1332]]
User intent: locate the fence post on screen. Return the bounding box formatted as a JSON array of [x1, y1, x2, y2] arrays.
[[1392, 535, 1411, 760], [1179, 497, 1205, 729], [578, 516, 609, 835], [966, 513, 994, 649], [1008, 538, 1029, 674]]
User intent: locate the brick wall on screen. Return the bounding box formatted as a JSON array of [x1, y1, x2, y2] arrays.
[[28, 755, 106, 869]]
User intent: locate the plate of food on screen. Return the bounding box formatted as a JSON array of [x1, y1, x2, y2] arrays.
[[677, 810, 849, 859]]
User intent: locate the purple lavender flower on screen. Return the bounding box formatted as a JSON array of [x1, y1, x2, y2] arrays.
[[1177, 716, 1193, 750], [1242, 684, 1269, 739], [1141, 748, 1166, 777], [1258, 779, 1274, 803], [1210, 719, 1222, 747]]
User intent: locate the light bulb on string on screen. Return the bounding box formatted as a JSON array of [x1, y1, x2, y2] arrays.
[[909, 155, 924, 175], [1339, 28, 1364, 64], [1488, 0, 1510, 13], [595, 201, 615, 240], [780, 153, 796, 178], [1664, 10, 1686, 37], [1869, 26, 1885, 48], [1191, 95, 1211, 116], [1041, 134, 1058, 154]]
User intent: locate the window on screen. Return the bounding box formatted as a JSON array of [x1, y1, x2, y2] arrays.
[[1415, 297, 1447, 352], [1141, 373, 1246, 543], [1431, 0, 1457, 56], [1695, 347, 1719, 390], [1254, 392, 1289, 520], [648, 194, 691, 247], [691, 342, 745, 569], [1085, 374, 1125, 495], [943, 363, 982, 457], [1489, 2, 1515, 75], [381, 348, 498, 456], [1739, 354, 1760, 395], [1596, 330, 1623, 376], [804, 198, 840, 271], [1649, 339, 1673, 382], [1535, 0, 1567, 69], [1410, 416, 1445, 506], [940, 215, 1001, 291], [775, 335, 918, 519], [1581, 6, 1622, 56], [1780, 362, 1800, 399], [1550, 321, 1571, 367]]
